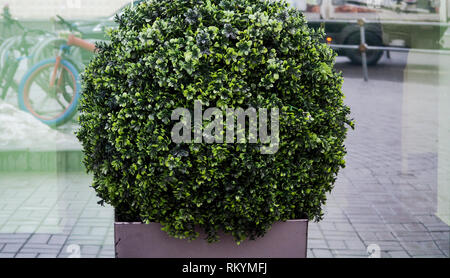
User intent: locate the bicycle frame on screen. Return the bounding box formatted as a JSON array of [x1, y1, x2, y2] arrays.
[[49, 34, 95, 88], [0, 33, 42, 100], [0, 12, 54, 101], [0, 54, 25, 100]]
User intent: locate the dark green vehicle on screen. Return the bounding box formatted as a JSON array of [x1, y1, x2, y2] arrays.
[[293, 0, 448, 65]]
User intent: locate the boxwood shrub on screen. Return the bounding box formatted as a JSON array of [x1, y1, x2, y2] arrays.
[[77, 0, 353, 242]]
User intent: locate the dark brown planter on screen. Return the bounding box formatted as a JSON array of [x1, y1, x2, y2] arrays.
[[114, 219, 308, 258]]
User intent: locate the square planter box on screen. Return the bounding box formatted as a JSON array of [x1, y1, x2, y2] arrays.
[[114, 219, 308, 258]]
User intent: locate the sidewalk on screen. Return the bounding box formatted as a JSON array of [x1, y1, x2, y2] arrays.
[[308, 74, 449, 256], [307, 52, 449, 258]]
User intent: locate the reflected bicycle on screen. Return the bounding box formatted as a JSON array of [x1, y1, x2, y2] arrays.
[[18, 34, 96, 126]]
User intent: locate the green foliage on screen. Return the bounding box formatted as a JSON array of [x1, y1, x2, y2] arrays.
[[77, 0, 353, 243]]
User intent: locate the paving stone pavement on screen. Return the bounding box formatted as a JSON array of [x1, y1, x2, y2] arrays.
[[307, 53, 450, 258], [0, 173, 115, 258], [0, 53, 449, 258]]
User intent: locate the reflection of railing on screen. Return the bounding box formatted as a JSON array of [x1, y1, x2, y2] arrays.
[[309, 18, 450, 81], [310, 18, 450, 26]]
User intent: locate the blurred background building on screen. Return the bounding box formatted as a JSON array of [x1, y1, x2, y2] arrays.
[[0, 0, 131, 19]]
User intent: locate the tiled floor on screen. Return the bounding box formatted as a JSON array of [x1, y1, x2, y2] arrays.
[[0, 52, 449, 258], [0, 173, 114, 258], [304, 52, 450, 258]]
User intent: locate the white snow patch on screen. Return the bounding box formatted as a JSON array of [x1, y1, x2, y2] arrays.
[[0, 100, 81, 151]]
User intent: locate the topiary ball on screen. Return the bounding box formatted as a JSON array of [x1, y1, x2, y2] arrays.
[[77, 0, 353, 242]]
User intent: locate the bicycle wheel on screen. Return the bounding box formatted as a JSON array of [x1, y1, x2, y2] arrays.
[[18, 58, 80, 126]]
